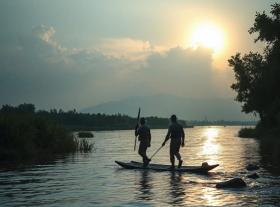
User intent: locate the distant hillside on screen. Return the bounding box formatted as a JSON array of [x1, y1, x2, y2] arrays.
[[82, 95, 256, 121]]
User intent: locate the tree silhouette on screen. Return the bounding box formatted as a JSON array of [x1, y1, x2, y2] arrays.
[[229, 3, 280, 131]]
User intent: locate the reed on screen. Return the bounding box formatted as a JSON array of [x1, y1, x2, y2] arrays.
[[0, 104, 93, 162], [75, 138, 94, 153]]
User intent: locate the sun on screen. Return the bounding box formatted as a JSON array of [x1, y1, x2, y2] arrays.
[[189, 22, 225, 54]]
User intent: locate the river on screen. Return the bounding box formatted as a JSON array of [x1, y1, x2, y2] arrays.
[[0, 126, 279, 206]]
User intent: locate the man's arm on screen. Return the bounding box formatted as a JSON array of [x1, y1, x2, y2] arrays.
[[181, 126, 185, 147], [148, 128, 151, 147], [162, 127, 171, 146]]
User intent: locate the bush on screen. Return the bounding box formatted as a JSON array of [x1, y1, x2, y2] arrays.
[[78, 131, 94, 138], [238, 121, 280, 138], [238, 127, 257, 138], [0, 105, 92, 162]]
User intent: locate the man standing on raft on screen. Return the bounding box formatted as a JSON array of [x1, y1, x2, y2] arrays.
[[162, 115, 185, 169], [135, 118, 151, 167]]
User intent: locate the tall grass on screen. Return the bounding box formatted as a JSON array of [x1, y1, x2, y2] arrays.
[[0, 110, 92, 162], [75, 138, 94, 153]]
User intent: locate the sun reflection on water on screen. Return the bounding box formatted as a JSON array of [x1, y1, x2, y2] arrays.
[[204, 128, 219, 139], [202, 128, 219, 155], [196, 127, 221, 166], [201, 188, 217, 206]]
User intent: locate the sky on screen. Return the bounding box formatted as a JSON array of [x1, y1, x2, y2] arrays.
[[0, 0, 277, 115]]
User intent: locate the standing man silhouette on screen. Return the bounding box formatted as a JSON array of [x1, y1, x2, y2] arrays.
[[162, 115, 185, 169], [135, 118, 151, 167]]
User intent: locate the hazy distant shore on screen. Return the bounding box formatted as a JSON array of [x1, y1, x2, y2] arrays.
[[67, 122, 257, 132]]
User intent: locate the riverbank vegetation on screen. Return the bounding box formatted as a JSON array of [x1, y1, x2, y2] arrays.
[[238, 128, 257, 138], [36, 108, 187, 130], [78, 131, 94, 138], [229, 3, 280, 138], [1, 104, 253, 132], [0, 104, 93, 162]]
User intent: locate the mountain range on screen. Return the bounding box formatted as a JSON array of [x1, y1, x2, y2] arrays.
[[82, 95, 256, 121]]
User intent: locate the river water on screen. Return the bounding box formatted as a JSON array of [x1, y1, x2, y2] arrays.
[[0, 126, 279, 206]]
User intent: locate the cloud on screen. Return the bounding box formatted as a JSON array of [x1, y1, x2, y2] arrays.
[[0, 25, 137, 108], [32, 25, 56, 44], [0, 25, 231, 110], [140, 47, 215, 97], [97, 38, 154, 61]]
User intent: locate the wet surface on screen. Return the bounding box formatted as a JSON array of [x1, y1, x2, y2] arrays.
[[0, 126, 279, 206]]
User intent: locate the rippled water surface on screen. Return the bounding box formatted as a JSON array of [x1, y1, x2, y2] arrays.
[[0, 126, 280, 206]]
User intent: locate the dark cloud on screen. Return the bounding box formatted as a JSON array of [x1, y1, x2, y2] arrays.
[[0, 25, 229, 110]]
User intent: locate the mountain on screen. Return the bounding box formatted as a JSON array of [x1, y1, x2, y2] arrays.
[[82, 95, 256, 121]]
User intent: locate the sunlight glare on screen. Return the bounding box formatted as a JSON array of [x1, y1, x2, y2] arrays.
[[202, 128, 219, 155], [189, 22, 225, 54], [204, 128, 219, 139]]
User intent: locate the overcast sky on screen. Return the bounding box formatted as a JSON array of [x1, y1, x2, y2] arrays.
[[0, 0, 276, 111]]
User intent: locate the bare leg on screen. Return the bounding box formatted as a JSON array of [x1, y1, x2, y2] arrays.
[[139, 143, 150, 167], [174, 152, 181, 161], [170, 153, 175, 167]]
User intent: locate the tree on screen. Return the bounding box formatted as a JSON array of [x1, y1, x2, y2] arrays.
[[0, 103, 35, 114], [229, 3, 280, 128]]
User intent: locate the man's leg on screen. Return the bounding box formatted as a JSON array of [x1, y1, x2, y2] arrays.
[[175, 152, 183, 168], [174, 140, 183, 168], [174, 152, 181, 161], [170, 143, 176, 169], [170, 153, 175, 168], [142, 147, 151, 167], [138, 143, 145, 161], [139, 143, 149, 167]]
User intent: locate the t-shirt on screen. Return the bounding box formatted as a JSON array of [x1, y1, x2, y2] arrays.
[[135, 125, 151, 144], [167, 122, 185, 140]]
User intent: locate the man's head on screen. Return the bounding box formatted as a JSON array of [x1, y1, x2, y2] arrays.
[[170, 114, 177, 123], [140, 117, 146, 125]]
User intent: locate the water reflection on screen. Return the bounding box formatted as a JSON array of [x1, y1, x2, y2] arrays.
[[0, 127, 280, 207], [168, 172, 185, 205], [201, 188, 215, 205], [136, 170, 153, 201], [201, 187, 220, 206], [204, 128, 219, 139], [201, 128, 220, 164]]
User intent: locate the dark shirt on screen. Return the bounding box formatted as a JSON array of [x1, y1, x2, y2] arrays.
[[135, 125, 151, 144], [166, 122, 185, 140]]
